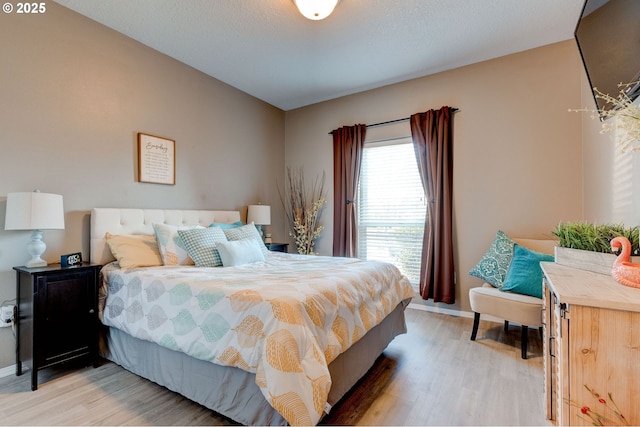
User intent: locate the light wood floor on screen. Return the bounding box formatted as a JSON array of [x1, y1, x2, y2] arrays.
[[0, 308, 551, 426]]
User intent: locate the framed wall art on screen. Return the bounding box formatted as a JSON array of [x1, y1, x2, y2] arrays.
[[137, 132, 175, 185]]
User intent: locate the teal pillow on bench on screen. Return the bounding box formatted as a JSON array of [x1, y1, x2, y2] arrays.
[[468, 230, 516, 288], [500, 244, 554, 298]]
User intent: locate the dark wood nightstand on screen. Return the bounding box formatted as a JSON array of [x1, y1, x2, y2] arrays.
[[14, 262, 102, 390], [265, 243, 289, 253]]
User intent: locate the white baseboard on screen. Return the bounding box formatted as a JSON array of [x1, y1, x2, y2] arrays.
[[0, 364, 28, 379], [0, 364, 17, 379], [407, 302, 504, 324]]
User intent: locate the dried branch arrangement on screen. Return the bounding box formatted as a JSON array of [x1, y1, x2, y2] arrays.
[[278, 167, 327, 255]]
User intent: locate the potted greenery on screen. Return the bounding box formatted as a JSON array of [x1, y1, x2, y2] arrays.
[[552, 222, 640, 274]]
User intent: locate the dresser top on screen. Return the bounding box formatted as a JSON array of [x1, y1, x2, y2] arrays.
[[541, 262, 640, 312]]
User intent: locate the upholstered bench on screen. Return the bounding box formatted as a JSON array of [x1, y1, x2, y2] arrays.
[[469, 234, 557, 359]]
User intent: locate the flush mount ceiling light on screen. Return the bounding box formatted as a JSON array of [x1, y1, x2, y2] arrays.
[[293, 0, 340, 20]]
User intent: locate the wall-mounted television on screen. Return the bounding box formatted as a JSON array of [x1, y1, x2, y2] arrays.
[[574, 0, 640, 117]]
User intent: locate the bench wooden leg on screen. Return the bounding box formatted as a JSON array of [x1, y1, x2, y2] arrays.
[[471, 312, 480, 341], [521, 326, 528, 359]]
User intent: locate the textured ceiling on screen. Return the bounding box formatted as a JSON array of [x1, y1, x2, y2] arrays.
[[53, 0, 585, 111]]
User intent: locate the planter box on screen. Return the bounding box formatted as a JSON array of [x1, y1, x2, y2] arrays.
[[554, 247, 640, 275]]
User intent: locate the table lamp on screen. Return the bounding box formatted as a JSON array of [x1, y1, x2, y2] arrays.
[[247, 204, 271, 241], [5, 190, 65, 268]]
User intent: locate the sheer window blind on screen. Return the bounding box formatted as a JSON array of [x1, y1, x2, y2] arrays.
[[357, 138, 426, 284]]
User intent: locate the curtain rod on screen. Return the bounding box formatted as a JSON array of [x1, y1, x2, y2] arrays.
[[329, 107, 459, 134]]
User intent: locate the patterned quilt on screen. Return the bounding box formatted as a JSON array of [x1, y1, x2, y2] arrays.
[[99, 252, 414, 425]]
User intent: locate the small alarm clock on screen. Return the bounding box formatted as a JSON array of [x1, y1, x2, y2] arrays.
[[61, 252, 83, 267]]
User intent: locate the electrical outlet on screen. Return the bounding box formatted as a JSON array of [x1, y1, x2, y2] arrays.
[[0, 305, 14, 327]]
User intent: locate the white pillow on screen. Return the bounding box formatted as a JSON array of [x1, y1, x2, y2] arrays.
[[223, 222, 269, 256], [153, 223, 204, 265], [216, 239, 266, 267]]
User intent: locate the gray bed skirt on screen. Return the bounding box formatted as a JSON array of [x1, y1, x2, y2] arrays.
[[99, 298, 410, 426]]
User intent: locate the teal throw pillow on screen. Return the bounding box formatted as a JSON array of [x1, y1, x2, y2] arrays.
[[178, 227, 228, 267], [209, 221, 243, 230], [500, 244, 554, 298], [217, 239, 266, 267], [468, 230, 516, 288]]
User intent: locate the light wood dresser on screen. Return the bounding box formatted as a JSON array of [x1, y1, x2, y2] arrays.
[[541, 262, 640, 426]]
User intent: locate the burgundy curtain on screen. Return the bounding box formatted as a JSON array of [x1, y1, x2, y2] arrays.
[[331, 124, 366, 257], [410, 107, 455, 303]]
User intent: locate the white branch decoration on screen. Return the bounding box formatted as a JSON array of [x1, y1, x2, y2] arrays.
[[571, 81, 640, 152]]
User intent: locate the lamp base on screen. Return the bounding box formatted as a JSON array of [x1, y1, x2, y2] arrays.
[[26, 258, 47, 268], [26, 230, 48, 268]]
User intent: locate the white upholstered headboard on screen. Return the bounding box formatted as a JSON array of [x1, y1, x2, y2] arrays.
[[90, 208, 242, 265]]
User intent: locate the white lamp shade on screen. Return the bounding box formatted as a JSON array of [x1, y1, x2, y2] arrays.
[[294, 0, 339, 20], [5, 192, 65, 231], [247, 205, 271, 226]]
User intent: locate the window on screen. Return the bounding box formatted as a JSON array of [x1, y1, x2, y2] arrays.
[[357, 137, 426, 284]]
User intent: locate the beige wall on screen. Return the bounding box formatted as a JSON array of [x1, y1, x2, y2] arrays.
[[285, 40, 584, 312], [0, 3, 285, 369], [581, 67, 614, 223]]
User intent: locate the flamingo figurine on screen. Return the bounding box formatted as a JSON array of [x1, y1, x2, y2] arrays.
[[610, 236, 640, 289]]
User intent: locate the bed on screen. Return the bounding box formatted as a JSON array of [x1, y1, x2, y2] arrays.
[[91, 208, 414, 426]]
